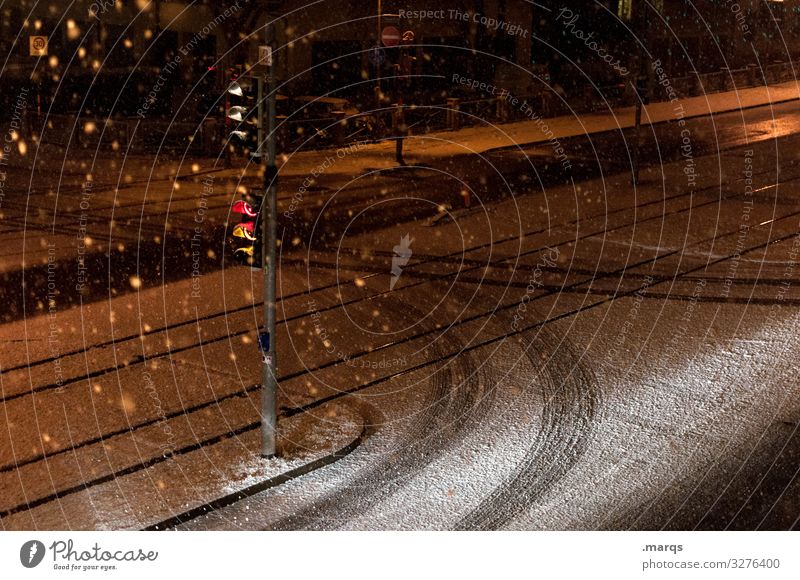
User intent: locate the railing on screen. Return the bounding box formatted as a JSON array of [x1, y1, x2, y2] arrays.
[[667, 62, 796, 99], [30, 113, 212, 154]]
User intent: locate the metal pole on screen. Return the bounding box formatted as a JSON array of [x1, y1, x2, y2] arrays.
[[261, 16, 278, 458], [376, 0, 382, 109], [631, 1, 649, 186], [224, 82, 232, 168], [632, 98, 642, 185], [256, 74, 264, 165], [394, 70, 406, 166]]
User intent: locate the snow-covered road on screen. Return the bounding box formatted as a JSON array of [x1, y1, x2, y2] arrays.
[[3, 104, 800, 531]]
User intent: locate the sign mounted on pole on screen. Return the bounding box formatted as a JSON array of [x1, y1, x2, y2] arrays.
[[259, 45, 273, 67], [368, 45, 385, 66], [29, 36, 48, 56], [381, 26, 400, 47], [257, 332, 271, 364]]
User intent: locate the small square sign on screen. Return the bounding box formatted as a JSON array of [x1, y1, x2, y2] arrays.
[[259, 45, 272, 67], [258, 332, 270, 354], [29, 36, 48, 56]]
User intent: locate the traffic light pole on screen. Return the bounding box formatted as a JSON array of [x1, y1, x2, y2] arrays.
[[376, 0, 382, 109], [632, 93, 642, 185], [261, 19, 278, 458], [632, 1, 650, 186]]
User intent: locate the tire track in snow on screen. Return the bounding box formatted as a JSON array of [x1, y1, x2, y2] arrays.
[[263, 301, 494, 530], [456, 326, 599, 530]]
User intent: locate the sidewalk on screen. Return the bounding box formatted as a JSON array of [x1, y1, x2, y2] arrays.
[[261, 78, 800, 181], [414, 79, 800, 159], [9, 79, 798, 186]]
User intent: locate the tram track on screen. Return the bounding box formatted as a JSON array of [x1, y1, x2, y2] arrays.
[[4, 160, 787, 400], [7, 133, 796, 374], [3, 204, 799, 521], [4, 140, 800, 524], [0, 179, 796, 450]]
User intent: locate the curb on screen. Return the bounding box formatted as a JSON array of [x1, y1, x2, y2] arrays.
[[482, 93, 800, 157], [143, 424, 367, 531]]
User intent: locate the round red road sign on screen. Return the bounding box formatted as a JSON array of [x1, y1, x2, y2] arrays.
[[381, 26, 401, 47]]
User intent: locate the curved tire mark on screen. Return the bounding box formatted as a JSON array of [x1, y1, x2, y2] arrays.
[[265, 300, 493, 530], [456, 325, 599, 530]]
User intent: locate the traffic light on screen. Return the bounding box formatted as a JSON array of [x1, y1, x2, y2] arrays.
[[229, 195, 263, 268], [226, 73, 263, 159]]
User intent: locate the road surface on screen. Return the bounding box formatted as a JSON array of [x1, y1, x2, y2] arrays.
[[1, 99, 799, 530]]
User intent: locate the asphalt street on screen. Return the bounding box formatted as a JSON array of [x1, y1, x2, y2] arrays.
[[1, 97, 799, 530]]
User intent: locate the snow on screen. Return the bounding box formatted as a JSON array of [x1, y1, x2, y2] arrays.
[[3, 75, 800, 531]]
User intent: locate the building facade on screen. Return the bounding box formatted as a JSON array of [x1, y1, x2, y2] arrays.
[[2, 1, 799, 119]]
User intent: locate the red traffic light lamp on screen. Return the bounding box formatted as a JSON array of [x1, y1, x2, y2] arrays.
[[229, 196, 263, 268]]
